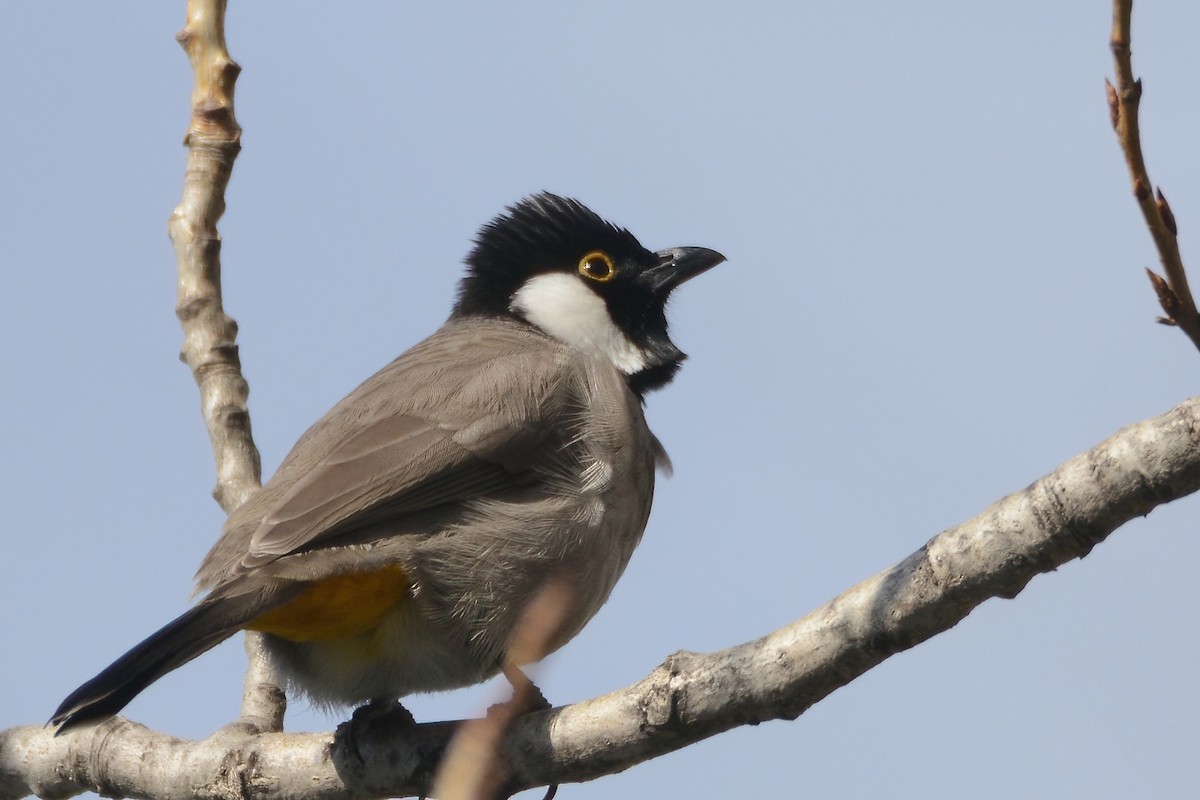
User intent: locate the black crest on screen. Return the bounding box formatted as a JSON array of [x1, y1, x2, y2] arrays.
[[452, 192, 656, 318]]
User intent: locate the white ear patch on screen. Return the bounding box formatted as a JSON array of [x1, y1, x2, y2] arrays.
[[510, 272, 648, 374]]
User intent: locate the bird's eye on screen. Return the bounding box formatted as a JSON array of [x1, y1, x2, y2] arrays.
[[578, 251, 616, 283]]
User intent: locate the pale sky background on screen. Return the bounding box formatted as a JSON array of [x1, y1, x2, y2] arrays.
[[4, 3, 1200, 798]]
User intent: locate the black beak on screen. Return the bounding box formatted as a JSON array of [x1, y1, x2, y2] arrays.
[[644, 246, 727, 294]]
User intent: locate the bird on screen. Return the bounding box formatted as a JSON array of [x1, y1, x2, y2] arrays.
[[51, 192, 725, 733]]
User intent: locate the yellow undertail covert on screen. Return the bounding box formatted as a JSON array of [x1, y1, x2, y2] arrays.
[[246, 565, 412, 642]]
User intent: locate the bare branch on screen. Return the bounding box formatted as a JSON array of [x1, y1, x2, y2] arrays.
[[239, 633, 287, 734], [166, 0, 282, 731], [168, 0, 260, 514], [432, 581, 572, 800], [6, 396, 1200, 800], [1108, 0, 1200, 349]]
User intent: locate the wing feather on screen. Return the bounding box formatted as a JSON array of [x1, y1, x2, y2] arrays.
[[195, 318, 580, 590]]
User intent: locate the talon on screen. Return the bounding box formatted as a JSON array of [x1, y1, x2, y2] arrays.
[[334, 697, 416, 762], [489, 779, 559, 800]]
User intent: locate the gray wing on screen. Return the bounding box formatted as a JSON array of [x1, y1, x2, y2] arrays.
[[195, 318, 580, 590]]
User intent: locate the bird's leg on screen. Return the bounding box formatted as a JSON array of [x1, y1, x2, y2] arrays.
[[334, 696, 416, 763], [350, 695, 418, 728]]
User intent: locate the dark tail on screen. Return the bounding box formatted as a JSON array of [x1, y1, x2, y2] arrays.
[[50, 592, 266, 733]]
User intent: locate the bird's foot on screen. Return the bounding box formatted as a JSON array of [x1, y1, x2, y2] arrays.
[[334, 697, 416, 763]]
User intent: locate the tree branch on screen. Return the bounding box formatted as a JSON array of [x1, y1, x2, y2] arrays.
[[168, 0, 258, 513], [166, 0, 282, 731], [6, 396, 1199, 799], [1107, 0, 1200, 348]]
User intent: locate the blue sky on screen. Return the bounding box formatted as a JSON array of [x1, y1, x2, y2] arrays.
[[4, 4, 1200, 798]]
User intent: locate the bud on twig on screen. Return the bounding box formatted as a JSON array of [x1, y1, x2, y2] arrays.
[[1155, 188, 1178, 236]]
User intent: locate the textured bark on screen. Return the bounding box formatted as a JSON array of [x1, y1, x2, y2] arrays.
[[165, 0, 282, 732], [168, 0, 259, 515], [4, 397, 1199, 799]]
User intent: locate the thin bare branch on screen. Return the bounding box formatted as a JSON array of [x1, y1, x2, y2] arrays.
[[239, 633, 287, 733], [168, 0, 260, 514], [166, 0, 282, 731], [7, 396, 1200, 800], [432, 581, 572, 800], [1108, 0, 1200, 349]]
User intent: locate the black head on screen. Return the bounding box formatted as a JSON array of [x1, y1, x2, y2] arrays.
[[453, 192, 725, 394]]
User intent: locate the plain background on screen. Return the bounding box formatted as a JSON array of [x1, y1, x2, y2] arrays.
[[4, 3, 1199, 798]]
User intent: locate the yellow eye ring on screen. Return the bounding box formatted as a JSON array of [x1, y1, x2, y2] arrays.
[[578, 251, 616, 283]]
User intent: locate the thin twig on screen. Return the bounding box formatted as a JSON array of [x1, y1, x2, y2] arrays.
[[168, 0, 259, 514], [166, 0, 282, 731], [1107, 0, 1200, 349], [431, 582, 572, 800]]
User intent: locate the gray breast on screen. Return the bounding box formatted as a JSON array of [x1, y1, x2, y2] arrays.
[[406, 351, 659, 671]]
